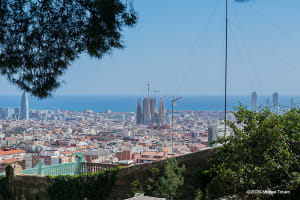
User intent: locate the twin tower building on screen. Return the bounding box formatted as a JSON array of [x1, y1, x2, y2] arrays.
[[251, 92, 279, 111], [136, 97, 165, 125]]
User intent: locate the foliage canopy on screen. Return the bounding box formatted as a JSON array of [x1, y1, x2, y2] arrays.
[[0, 0, 136, 97], [205, 106, 300, 199]]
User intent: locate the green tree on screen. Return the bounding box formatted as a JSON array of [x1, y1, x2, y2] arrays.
[[205, 105, 300, 199], [0, 0, 136, 98], [130, 167, 160, 197], [131, 159, 185, 200], [130, 180, 144, 196], [194, 188, 203, 200], [144, 167, 161, 195], [153, 159, 185, 199]]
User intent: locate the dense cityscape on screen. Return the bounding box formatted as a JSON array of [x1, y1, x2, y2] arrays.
[[0, 89, 237, 173], [0, 90, 281, 174]]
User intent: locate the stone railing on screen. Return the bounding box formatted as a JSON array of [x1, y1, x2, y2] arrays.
[[22, 161, 81, 176], [81, 162, 119, 174], [19, 161, 116, 176]]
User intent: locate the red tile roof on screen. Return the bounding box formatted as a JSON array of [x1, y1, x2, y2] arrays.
[[0, 149, 25, 156], [0, 158, 21, 164], [142, 151, 165, 157]]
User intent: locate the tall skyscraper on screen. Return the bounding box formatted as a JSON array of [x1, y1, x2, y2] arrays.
[[136, 98, 143, 125], [159, 97, 165, 124], [251, 92, 258, 111], [20, 92, 29, 120], [273, 92, 279, 112], [208, 124, 218, 147], [143, 98, 151, 125]]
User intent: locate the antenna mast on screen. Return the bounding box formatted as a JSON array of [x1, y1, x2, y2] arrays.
[[147, 81, 150, 98], [224, 0, 228, 135]]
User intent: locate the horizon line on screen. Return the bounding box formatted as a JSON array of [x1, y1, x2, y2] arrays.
[[0, 93, 300, 97]]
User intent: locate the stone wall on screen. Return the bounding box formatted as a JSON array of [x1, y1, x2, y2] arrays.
[[13, 175, 48, 200], [108, 147, 218, 200], [3, 147, 218, 200]]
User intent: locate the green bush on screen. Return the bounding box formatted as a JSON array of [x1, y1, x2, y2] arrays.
[[205, 106, 300, 199], [0, 175, 11, 200], [46, 168, 119, 200]]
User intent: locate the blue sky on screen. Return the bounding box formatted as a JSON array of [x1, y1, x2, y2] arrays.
[[1, 0, 300, 96]]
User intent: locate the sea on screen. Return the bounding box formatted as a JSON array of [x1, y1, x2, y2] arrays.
[[0, 95, 300, 112]]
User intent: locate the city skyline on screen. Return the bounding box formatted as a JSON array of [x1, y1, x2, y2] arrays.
[[0, 93, 298, 113], [0, 92, 29, 120]]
